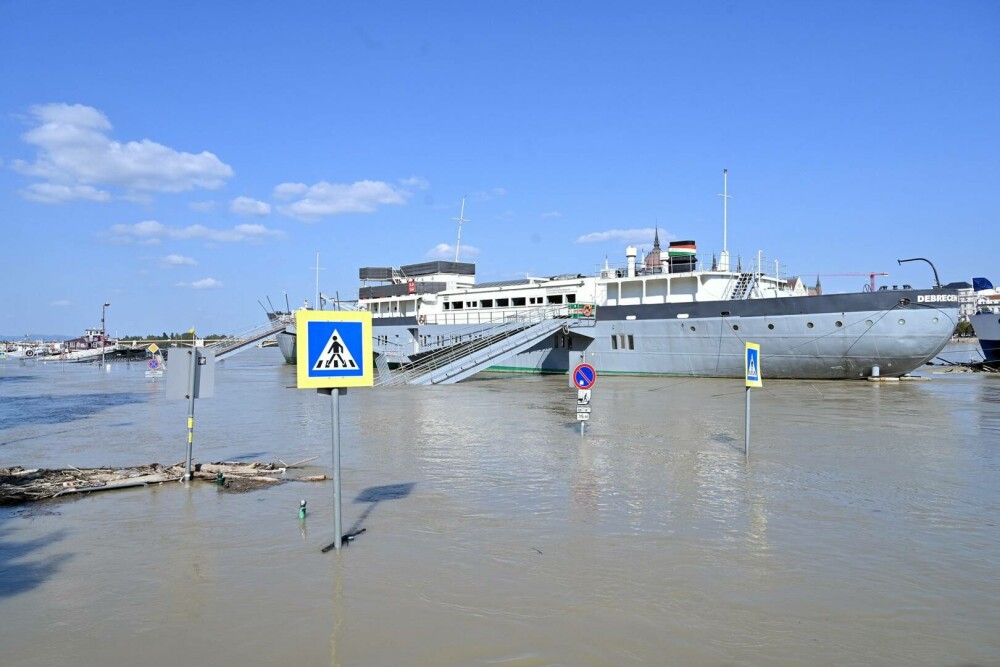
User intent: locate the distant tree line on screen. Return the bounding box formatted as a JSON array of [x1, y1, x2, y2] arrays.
[[119, 332, 228, 341]]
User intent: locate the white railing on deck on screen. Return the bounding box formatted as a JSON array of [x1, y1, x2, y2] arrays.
[[377, 304, 591, 385]]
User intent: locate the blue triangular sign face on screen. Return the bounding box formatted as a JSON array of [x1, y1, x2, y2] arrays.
[[306, 321, 365, 378], [312, 328, 358, 371]]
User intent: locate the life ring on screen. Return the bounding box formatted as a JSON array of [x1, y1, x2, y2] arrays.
[[25, 349, 34, 357], [418, 315, 426, 325], [582, 304, 593, 317]]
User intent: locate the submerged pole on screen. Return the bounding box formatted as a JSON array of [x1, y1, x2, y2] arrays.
[[328, 387, 346, 550], [184, 333, 197, 482], [744, 387, 750, 461]]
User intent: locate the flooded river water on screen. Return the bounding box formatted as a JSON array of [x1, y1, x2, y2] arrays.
[[1, 347, 998, 666]]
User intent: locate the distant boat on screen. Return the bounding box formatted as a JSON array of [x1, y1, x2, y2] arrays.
[[971, 277, 1000, 367], [4, 329, 113, 362]]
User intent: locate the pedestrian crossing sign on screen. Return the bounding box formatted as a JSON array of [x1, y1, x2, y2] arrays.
[[745, 342, 762, 388], [296, 311, 374, 389]]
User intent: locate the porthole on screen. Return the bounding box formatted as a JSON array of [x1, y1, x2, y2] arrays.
[[898, 319, 905, 325], [732, 325, 739, 331], [767, 323, 774, 330], [807, 322, 814, 329], [690, 326, 696, 332], [835, 321, 843, 328], [932, 317, 939, 324], [866, 320, 873, 326]]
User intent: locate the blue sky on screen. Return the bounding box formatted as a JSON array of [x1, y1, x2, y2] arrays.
[[1, 1, 997, 337]]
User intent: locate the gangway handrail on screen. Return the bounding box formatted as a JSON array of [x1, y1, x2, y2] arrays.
[[206, 319, 290, 360], [377, 304, 593, 385]]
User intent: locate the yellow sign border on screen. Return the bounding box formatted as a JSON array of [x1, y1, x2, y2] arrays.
[[745, 342, 762, 388], [295, 310, 374, 389]]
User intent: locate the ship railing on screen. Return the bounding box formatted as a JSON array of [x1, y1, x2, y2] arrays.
[[409, 303, 597, 354], [377, 304, 586, 386], [597, 254, 708, 278], [204, 319, 291, 359]]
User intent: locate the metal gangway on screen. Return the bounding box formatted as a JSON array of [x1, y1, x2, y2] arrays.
[[376, 305, 596, 386], [206, 318, 290, 360]]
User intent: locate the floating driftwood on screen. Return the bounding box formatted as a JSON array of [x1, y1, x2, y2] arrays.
[[0, 460, 327, 506]]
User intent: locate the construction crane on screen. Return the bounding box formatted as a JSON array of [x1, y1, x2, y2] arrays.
[[814, 272, 889, 292]]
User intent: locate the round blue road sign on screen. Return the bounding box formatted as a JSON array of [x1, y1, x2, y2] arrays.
[[573, 363, 597, 390]]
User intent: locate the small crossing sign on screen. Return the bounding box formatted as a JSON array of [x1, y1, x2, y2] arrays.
[[745, 342, 762, 388], [572, 363, 597, 390], [296, 311, 373, 389]]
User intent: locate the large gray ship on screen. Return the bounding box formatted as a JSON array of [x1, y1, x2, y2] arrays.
[[274, 236, 959, 380]]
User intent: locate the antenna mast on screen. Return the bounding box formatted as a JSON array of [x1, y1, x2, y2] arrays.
[[718, 168, 731, 271], [313, 252, 324, 310], [453, 197, 470, 263]]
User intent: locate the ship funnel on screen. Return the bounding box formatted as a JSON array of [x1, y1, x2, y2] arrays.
[[626, 246, 637, 277]]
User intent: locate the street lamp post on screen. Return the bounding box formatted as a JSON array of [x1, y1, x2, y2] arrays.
[[101, 302, 111, 367]]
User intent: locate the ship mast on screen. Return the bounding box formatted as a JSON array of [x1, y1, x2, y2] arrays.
[[718, 168, 731, 271], [313, 251, 324, 310], [453, 197, 470, 263]]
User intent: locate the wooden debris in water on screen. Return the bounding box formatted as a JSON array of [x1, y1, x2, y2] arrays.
[[0, 460, 327, 506]]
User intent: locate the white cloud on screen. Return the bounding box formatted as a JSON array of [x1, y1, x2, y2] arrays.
[[189, 200, 216, 212], [14, 103, 234, 202], [540, 210, 563, 219], [162, 254, 197, 266], [426, 243, 480, 260], [21, 183, 111, 203], [273, 182, 308, 200], [276, 179, 409, 222], [49, 299, 72, 307], [576, 228, 659, 244], [399, 175, 430, 190], [177, 277, 223, 289], [230, 196, 271, 216], [106, 220, 284, 244]]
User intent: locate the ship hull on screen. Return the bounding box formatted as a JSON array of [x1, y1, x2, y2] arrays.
[[276, 329, 296, 364], [971, 311, 1000, 366]]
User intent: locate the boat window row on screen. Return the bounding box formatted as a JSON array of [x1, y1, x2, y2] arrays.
[[444, 293, 576, 310]]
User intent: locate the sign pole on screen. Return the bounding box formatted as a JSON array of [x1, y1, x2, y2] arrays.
[[330, 388, 344, 550], [743, 342, 762, 462], [744, 386, 750, 461], [184, 339, 196, 482]]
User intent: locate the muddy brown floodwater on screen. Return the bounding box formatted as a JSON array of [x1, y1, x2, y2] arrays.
[[2, 348, 998, 666]]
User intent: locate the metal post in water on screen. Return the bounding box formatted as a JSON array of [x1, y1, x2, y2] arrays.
[[329, 388, 345, 550], [184, 336, 197, 482], [744, 387, 750, 461]]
